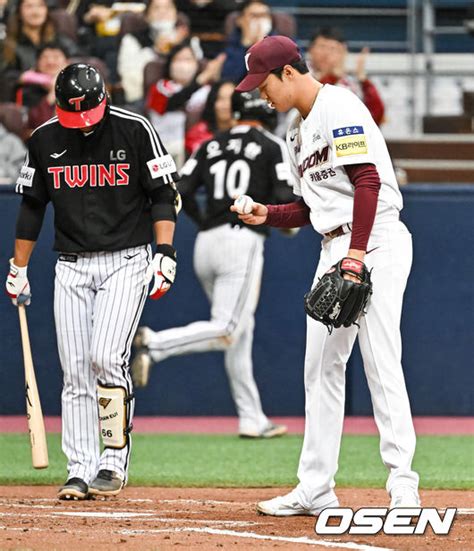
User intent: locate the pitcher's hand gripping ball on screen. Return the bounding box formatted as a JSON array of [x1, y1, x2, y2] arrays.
[[233, 195, 255, 214], [304, 257, 372, 331]]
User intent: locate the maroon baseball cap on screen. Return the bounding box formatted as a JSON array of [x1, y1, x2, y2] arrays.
[[236, 35, 302, 92]]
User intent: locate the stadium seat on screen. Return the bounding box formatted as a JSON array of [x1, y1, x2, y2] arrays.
[[119, 12, 147, 37], [143, 57, 167, 98], [0, 103, 28, 140], [50, 9, 78, 42], [68, 56, 110, 82]]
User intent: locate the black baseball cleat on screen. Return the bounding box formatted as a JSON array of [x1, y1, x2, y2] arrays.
[[57, 478, 89, 500], [88, 469, 124, 497]]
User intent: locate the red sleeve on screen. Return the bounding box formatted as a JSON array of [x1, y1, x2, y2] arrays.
[[345, 163, 381, 251], [265, 199, 311, 228], [185, 121, 214, 155], [146, 81, 170, 115], [361, 79, 385, 126]]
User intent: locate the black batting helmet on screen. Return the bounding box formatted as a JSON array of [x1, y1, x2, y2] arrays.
[[55, 63, 107, 129], [231, 89, 277, 129]]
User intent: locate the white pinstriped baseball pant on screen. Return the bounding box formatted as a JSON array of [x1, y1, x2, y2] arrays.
[[146, 224, 270, 434], [54, 245, 150, 484]]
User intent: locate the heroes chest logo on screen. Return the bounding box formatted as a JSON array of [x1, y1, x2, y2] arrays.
[[297, 145, 329, 177]]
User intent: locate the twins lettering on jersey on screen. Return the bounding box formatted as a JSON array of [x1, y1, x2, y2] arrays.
[[48, 163, 131, 189], [297, 145, 329, 177]]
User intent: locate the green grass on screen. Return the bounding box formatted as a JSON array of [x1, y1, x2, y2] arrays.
[[0, 433, 472, 489]]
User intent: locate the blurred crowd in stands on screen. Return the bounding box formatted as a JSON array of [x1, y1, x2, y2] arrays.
[[0, 0, 385, 182]]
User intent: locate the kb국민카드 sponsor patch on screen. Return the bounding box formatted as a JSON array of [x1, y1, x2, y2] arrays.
[[332, 126, 368, 157]]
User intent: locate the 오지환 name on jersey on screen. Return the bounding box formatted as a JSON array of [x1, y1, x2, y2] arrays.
[[332, 126, 368, 157], [48, 163, 131, 189]]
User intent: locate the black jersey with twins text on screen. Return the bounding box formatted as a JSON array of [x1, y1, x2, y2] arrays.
[[15, 106, 179, 252], [178, 124, 295, 235]]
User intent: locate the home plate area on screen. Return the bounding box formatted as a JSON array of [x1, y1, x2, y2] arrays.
[[0, 487, 472, 550]]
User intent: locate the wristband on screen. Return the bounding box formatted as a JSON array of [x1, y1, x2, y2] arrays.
[[156, 243, 176, 259]]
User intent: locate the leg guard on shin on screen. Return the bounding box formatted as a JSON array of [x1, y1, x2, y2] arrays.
[[97, 383, 134, 449]]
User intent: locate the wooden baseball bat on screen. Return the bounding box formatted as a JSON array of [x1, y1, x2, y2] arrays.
[[18, 305, 49, 469]]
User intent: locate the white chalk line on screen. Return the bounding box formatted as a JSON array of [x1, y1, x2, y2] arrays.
[[159, 498, 243, 506], [3, 500, 473, 515], [120, 527, 393, 551], [0, 522, 393, 551], [0, 497, 153, 503]]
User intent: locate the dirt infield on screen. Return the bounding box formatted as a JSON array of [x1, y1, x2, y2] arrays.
[[0, 486, 472, 550]]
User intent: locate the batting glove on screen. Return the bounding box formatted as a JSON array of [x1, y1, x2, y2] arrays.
[[6, 258, 31, 306], [146, 244, 177, 300]]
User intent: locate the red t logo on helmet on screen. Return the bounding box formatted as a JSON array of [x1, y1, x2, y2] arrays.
[[68, 95, 86, 111]]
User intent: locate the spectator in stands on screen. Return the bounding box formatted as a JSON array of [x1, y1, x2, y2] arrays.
[[221, 0, 273, 84], [146, 41, 225, 167], [1, 0, 77, 73], [308, 27, 385, 126], [185, 79, 235, 155], [118, 0, 190, 104], [16, 42, 68, 130], [0, 122, 26, 184], [175, 0, 241, 59], [77, 0, 144, 82], [17, 42, 68, 106]]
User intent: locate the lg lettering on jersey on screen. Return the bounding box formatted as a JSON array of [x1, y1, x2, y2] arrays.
[[48, 164, 130, 189], [315, 508, 457, 536], [298, 145, 329, 177]]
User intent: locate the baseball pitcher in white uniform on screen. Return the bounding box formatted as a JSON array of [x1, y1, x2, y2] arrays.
[[232, 36, 420, 514]]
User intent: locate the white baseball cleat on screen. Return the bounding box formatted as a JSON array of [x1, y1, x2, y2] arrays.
[[257, 489, 339, 516], [240, 422, 288, 439], [390, 486, 421, 509]]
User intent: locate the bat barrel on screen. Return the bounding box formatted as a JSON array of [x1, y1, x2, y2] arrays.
[[18, 305, 49, 469]]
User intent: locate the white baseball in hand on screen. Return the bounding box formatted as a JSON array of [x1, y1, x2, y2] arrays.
[[234, 195, 254, 214]]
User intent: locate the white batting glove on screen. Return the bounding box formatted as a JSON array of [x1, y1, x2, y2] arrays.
[[6, 258, 32, 306], [145, 244, 177, 300]]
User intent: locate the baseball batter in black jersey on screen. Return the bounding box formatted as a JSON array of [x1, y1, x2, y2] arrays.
[[131, 90, 294, 438], [5, 64, 180, 500]]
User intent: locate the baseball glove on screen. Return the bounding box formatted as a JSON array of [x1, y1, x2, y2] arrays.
[[304, 257, 372, 332]]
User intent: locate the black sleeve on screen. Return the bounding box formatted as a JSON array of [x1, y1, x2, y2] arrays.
[[16, 195, 47, 241], [15, 138, 50, 205], [166, 79, 201, 111], [177, 145, 205, 227], [267, 137, 296, 204]]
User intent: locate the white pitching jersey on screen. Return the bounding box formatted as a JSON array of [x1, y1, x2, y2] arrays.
[[286, 84, 402, 234]]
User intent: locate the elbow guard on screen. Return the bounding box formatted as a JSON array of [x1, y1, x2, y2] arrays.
[[150, 183, 181, 222]]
